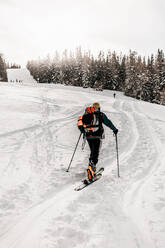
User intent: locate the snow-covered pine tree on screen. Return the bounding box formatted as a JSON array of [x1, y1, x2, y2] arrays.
[[81, 52, 90, 88], [124, 51, 139, 97], [156, 49, 165, 104], [141, 54, 155, 102], [110, 52, 121, 90], [152, 49, 165, 104], [103, 54, 114, 90], [118, 55, 126, 91], [92, 51, 106, 90]]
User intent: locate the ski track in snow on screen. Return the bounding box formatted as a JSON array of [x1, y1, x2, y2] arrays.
[[0, 78, 165, 247]]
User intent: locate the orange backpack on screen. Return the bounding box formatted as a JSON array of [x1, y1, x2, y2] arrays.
[[77, 106, 101, 133]]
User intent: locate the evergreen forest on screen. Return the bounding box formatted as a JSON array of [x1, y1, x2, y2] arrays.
[[27, 48, 165, 105]]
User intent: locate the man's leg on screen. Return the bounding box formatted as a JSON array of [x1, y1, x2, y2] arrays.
[[87, 139, 95, 164], [87, 139, 101, 180], [92, 139, 101, 165]]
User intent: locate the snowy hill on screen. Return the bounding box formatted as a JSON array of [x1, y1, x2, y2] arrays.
[[0, 82, 165, 248], [7, 68, 37, 84]]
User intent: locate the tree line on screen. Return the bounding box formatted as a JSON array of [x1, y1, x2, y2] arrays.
[[1, 49, 164, 105], [27, 48, 165, 105], [0, 53, 7, 82]]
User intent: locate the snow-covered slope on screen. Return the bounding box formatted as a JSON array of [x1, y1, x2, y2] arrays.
[[0, 82, 165, 248], [7, 68, 37, 84]]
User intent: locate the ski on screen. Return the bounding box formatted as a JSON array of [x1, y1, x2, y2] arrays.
[[74, 167, 104, 191], [80, 166, 104, 182]]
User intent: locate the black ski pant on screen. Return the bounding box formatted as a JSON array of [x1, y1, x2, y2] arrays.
[[87, 138, 101, 166]]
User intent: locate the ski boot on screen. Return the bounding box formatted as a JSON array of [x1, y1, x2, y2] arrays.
[[87, 161, 96, 182]]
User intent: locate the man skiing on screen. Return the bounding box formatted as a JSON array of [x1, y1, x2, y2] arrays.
[[77, 102, 118, 182]]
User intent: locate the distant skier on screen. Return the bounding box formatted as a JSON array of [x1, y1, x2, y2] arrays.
[[113, 93, 116, 98], [77, 102, 118, 181]]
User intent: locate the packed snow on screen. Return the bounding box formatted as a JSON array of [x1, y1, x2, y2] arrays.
[[0, 70, 165, 248], [7, 68, 37, 84]]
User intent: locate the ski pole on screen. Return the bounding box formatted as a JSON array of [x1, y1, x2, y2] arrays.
[[66, 133, 82, 172], [82, 134, 86, 150], [115, 134, 120, 177]]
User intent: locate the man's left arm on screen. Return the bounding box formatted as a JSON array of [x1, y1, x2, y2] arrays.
[[102, 113, 118, 134]]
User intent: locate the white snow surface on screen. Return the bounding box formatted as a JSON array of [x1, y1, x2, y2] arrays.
[[0, 79, 165, 247]]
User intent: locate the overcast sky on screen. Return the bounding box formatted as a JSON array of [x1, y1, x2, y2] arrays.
[[0, 0, 164, 66]]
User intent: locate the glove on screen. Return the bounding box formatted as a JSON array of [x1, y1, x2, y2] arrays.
[[113, 129, 118, 135], [78, 125, 85, 133]]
